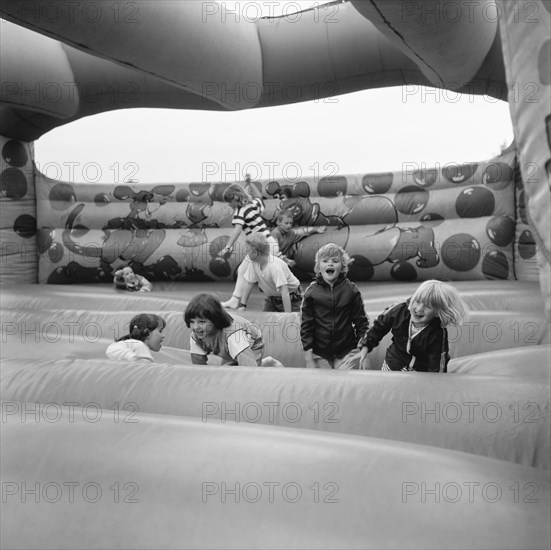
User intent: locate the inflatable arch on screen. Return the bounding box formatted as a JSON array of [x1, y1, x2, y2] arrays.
[[1, 2, 550, 549]]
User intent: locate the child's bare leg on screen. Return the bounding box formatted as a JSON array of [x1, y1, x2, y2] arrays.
[[222, 258, 250, 309]]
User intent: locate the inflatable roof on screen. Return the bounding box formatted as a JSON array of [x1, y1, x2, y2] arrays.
[[0, 0, 508, 141]]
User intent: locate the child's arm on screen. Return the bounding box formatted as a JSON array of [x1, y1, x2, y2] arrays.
[[358, 346, 370, 370], [220, 225, 243, 257], [303, 349, 316, 369], [300, 290, 317, 368], [279, 284, 292, 313], [234, 346, 260, 366], [137, 275, 152, 292], [244, 174, 263, 200], [359, 304, 397, 352], [189, 334, 208, 365]]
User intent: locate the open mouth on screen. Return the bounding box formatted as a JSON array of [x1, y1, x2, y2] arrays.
[[326, 268, 335, 275]]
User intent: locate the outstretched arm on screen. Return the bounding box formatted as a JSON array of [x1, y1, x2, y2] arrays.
[[244, 173, 263, 199], [220, 225, 243, 256]]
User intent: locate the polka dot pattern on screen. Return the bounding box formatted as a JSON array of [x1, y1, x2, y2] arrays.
[[0, 136, 38, 284], [34, 147, 520, 283]]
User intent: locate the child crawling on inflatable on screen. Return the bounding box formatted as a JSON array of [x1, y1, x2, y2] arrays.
[[361, 280, 469, 372], [106, 313, 165, 362], [184, 293, 283, 367], [114, 266, 153, 292]]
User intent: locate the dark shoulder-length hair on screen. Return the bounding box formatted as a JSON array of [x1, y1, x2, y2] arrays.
[[184, 294, 233, 329]]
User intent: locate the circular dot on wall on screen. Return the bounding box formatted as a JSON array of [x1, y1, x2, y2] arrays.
[[2, 140, 28, 167], [362, 173, 393, 194], [518, 229, 537, 259], [395, 186, 429, 215], [455, 187, 495, 218], [486, 215, 515, 247], [0, 168, 27, 199], [49, 183, 77, 210], [347, 255, 374, 280], [482, 250, 510, 280], [442, 233, 481, 271], [390, 261, 417, 281], [13, 214, 37, 238]]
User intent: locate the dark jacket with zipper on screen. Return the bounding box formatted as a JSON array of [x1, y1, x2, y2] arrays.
[[300, 274, 369, 360], [360, 300, 449, 372]]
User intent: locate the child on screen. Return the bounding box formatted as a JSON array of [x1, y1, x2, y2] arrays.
[[300, 243, 370, 370], [220, 174, 285, 309], [271, 210, 326, 267], [114, 266, 153, 292], [106, 313, 165, 361], [184, 293, 282, 367], [239, 233, 302, 313], [361, 279, 469, 373]]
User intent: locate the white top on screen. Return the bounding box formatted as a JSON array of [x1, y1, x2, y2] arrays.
[[243, 255, 300, 297], [105, 339, 154, 362]]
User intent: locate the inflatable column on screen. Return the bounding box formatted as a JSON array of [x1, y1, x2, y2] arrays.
[[499, 0, 551, 335], [0, 136, 38, 284]]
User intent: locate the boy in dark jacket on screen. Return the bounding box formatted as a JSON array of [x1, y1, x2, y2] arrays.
[[300, 243, 369, 369]]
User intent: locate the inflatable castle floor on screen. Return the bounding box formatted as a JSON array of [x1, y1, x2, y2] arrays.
[[1, 0, 550, 548]]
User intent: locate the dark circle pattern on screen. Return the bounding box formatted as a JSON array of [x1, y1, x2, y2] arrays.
[[13, 214, 37, 238], [317, 176, 347, 197], [486, 215, 515, 247], [347, 255, 374, 280], [395, 186, 429, 215], [482, 162, 513, 190], [390, 261, 417, 281], [2, 140, 28, 167], [482, 250, 509, 280], [442, 233, 481, 271], [49, 183, 76, 210], [442, 163, 478, 184], [518, 230, 537, 259], [94, 193, 111, 206], [362, 173, 393, 194], [412, 169, 437, 188], [1, 168, 27, 199], [455, 187, 495, 218]]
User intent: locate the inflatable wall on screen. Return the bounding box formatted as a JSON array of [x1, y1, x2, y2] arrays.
[[0, 1, 549, 549], [30, 146, 537, 285]]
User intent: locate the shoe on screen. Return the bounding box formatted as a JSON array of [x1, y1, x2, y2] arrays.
[[221, 296, 240, 309]]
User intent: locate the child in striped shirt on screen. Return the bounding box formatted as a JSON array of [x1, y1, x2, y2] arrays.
[[220, 174, 284, 310]]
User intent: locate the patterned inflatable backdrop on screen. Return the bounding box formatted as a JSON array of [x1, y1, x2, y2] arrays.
[[29, 145, 539, 284]]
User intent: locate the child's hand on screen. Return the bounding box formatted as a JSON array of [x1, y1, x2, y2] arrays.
[[359, 347, 370, 370], [219, 245, 232, 258], [316, 226, 327, 234], [285, 257, 296, 267]]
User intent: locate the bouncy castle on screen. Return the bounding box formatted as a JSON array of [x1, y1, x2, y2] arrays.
[[1, 1, 550, 548]]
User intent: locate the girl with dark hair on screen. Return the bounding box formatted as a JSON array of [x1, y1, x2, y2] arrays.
[[184, 293, 282, 367], [106, 313, 166, 362]]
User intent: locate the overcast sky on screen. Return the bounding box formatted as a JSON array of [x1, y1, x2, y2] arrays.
[[34, 1, 515, 185]]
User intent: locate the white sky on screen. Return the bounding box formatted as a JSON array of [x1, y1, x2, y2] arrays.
[[34, 1, 515, 185]]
